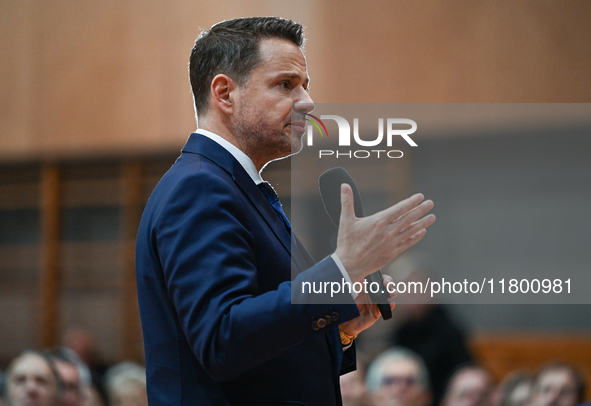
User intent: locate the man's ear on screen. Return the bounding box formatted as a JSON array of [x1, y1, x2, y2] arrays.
[[210, 74, 239, 114]]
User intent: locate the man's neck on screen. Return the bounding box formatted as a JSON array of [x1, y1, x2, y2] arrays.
[[198, 116, 240, 148], [198, 117, 266, 171], [195, 129, 263, 185]]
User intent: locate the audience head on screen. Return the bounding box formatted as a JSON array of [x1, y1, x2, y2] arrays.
[[340, 367, 368, 406], [495, 371, 532, 406], [49, 347, 88, 406], [5, 350, 62, 406], [103, 362, 147, 406], [441, 365, 494, 406], [529, 363, 585, 406], [366, 347, 432, 406]]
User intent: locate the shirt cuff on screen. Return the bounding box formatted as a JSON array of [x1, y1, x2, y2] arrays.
[[330, 253, 358, 300]]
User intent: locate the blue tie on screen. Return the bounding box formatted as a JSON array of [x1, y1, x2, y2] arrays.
[[257, 182, 291, 233]]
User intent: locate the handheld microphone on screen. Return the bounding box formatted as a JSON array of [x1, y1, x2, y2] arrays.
[[318, 167, 392, 320]]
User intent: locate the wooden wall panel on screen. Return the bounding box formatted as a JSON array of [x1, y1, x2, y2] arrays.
[[314, 0, 591, 103], [33, 0, 169, 156], [0, 0, 35, 155], [1, 1, 590, 158]]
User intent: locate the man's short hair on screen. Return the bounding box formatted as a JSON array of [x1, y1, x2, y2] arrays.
[[366, 347, 431, 394], [189, 16, 305, 117], [533, 362, 586, 404], [49, 346, 92, 387]]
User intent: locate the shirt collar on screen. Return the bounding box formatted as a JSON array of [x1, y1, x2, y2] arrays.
[[196, 129, 263, 185]]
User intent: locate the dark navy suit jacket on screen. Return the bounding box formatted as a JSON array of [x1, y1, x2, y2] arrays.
[[136, 133, 360, 405]]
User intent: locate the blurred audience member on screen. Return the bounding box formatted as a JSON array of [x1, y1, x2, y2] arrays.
[[49, 347, 87, 406], [529, 363, 585, 406], [366, 347, 432, 406], [63, 327, 109, 377], [441, 365, 494, 406], [62, 326, 110, 404], [5, 350, 62, 406], [495, 371, 532, 406], [103, 362, 147, 406], [386, 254, 473, 406], [83, 386, 105, 406], [63, 327, 97, 368], [341, 366, 369, 406]]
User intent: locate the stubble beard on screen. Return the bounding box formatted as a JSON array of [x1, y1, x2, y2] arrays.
[[232, 106, 303, 166]]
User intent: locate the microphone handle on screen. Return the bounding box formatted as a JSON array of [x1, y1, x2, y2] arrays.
[[365, 270, 392, 320]]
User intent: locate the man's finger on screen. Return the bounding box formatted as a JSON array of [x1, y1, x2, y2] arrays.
[[379, 193, 425, 223], [393, 228, 429, 256], [395, 214, 436, 243], [339, 183, 356, 223], [395, 200, 434, 227]]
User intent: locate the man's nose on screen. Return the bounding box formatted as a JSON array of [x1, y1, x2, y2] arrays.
[[293, 89, 314, 115], [25, 380, 40, 395]]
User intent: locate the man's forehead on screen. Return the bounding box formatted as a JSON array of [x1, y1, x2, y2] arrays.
[[256, 38, 308, 74], [383, 359, 419, 375], [539, 370, 575, 385], [12, 354, 52, 376]]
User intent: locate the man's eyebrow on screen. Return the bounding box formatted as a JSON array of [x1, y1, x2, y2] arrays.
[[276, 72, 310, 83]]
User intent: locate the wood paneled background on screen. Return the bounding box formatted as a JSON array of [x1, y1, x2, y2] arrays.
[[1, 0, 590, 390], [1, 0, 590, 161]]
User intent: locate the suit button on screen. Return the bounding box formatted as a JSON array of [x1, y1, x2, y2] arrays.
[[317, 318, 326, 328], [325, 316, 332, 325], [312, 321, 319, 330], [331, 312, 340, 322]]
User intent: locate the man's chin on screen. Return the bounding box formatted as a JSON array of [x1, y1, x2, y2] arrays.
[[290, 134, 305, 155]]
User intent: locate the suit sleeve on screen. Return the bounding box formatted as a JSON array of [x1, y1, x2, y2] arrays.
[[152, 171, 359, 382]]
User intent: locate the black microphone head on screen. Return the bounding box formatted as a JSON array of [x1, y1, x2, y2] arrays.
[[318, 167, 364, 228]]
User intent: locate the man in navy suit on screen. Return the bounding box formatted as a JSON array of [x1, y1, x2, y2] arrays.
[[135, 17, 435, 405]]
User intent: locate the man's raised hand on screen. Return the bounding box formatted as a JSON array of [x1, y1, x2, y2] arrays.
[[334, 183, 435, 284]]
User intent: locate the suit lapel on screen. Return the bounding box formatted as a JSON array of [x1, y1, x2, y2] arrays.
[[182, 133, 309, 274], [231, 161, 292, 252]]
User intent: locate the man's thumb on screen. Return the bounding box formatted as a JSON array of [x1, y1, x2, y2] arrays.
[[339, 183, 355, 223]]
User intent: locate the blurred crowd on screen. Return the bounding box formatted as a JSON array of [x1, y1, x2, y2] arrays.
[[340, 253, 589, 406], [0, 319, 587, 406], [0, 327, 147, 406], [340, 346, 587, 406], [0, 258, 587, 406]]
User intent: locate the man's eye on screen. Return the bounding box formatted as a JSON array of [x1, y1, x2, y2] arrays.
[[279, 81, 290, 89]]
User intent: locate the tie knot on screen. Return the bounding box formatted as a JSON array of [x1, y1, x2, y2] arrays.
[[257, 182, 279, 205]]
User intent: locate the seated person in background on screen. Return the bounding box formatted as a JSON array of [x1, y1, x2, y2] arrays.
[[441, 365, 494, 406], [340, 365, 369, 406], [49, 347, 84, 406], [103, 362, 147, 406], [494, 371, 532, 406], [366, 347, 432, 406], [528, 363, 585, 406], [5, 350, 62, 406], [385, 254, 473, 406]]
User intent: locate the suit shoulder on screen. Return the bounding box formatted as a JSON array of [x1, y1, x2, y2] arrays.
[[140, 153, 245, 230], [161, 152, 234, 189]]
